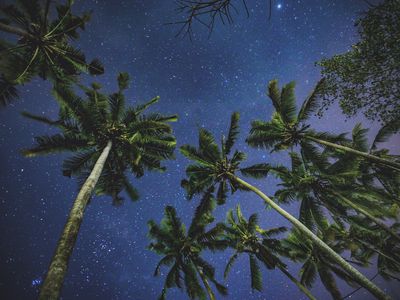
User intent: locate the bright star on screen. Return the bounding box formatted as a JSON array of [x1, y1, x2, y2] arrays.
[[277, 3, 282, 9]]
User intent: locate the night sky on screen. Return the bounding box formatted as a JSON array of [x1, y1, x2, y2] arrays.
[[0, 0, 399, 299]]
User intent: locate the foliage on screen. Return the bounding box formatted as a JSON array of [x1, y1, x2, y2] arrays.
[[148, 203, 227, 300], [0, 0, 104, 106], [180, 112, 270, 202], [23, 73, 177, 204], [317, 0, 400, 124]]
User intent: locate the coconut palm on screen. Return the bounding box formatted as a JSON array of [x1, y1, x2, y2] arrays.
[[148, 194, 227, 300], [220, 205, 316, 300], [271, 151, 400, 242], [332, 219, 400, 282], [0, 0, 104, 106], [180, 112, 389, 299], [246, 79, 400, 171], [23, 72, 177, 299], [349, 120, 400, 202], [281, 222, 358, 300]]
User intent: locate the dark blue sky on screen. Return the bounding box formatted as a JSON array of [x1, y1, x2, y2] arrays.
[[0, 0, 398, 299]]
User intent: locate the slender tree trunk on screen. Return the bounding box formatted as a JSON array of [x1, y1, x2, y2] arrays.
[[276, 264, 316, 300], [334, 192, 400, 243], [39, 141, 112, 300], [0, 23, 35, 39], [229, 173, 390, 300], [196, 266, 216, 300], [304, 135, 400, 172]]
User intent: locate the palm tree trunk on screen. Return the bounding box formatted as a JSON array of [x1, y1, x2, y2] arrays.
[[39, 141, 112, 300], [334, 192, 400, 243], [0, 23, 35, 39], [276, 264, 316, 300], [304, 135, 400, 172], [229, 173, 390, 300], [196, 267, 216, 300]]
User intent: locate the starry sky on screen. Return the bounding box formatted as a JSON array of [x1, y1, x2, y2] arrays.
[[0, 0, 398, 299]]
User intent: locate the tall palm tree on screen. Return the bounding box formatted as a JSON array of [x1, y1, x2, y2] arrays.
[[148, 193, 227, 300], [221, 205, 316, 300], [271, 151, 400, 242], [0, 0, 104, 106], [246, 79, 400, 171], [180, 112, 390, 299], [281, 223, 358, 300], [23, 72, 177, 300]]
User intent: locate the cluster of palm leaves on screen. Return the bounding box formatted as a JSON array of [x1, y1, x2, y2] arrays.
[[0, 0, 104, 106], [150, 80, 399, 300]]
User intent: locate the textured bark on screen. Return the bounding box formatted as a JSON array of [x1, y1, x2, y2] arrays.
[[304, 135, 400, 172], [334, 192, 400, 243], [196, 266, 216, 300], [276, 264, 316, 300], [229, 174, 390, 300], [39, 141, 112, 300], [0, 23, 35, 39]]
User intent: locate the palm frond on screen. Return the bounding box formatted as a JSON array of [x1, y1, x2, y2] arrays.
[[224, 112, 240, 155], [249, 254, 262, 291], [240, 163, 270, 178]]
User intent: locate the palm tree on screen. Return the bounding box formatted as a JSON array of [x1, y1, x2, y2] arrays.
[[281, 223, 358, 300], [271, 151, 400, 242], [347, 120, 400, 202], [221, 205, 316, 300], [148, 193, 227, 300], [332, 219, 400, 283], [246, 79, 400, 171], [0, 0, 104, 106], [180, 112, 390, 299], [23, 73, 177, 300]]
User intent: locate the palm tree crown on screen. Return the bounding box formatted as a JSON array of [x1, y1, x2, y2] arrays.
[[281, 223, 358, 300], [23, 72, 177, 203], [0, 0, 104, 106], [246, 79, 400, 171], [148, 197, 227, 300], [181, 112, 270, 203]]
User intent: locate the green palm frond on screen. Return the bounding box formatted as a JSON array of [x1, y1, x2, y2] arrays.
[[0, 76, 18, 107], [22, 133, 89, 157], [249, 254, 262, 291], [224, 252, 240, 278], [240, 163, 270, 178], [224, 111, 240, 155]]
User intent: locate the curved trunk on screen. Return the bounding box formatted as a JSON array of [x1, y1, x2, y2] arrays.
[[276, 264, 316, 300], [196, 266, 216, 300], [334, 192, 400, 243], [229, 174, 390, 300], [39, 141, 112, 300], [0, 23, 35, 39], [304, 135, 400, 172]]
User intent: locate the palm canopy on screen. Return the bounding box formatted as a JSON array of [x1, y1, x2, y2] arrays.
[[148, 197, 227, 300], [347, 120, 400, 201], [180, 112, 270, 203], [330, 220, 400, 282], [271, 151, 396, 235], [246, 79, 341, 151], [0, 0, 104, 106], [220, 205, 287, 291], [281, 222, 358, 300], [246, 79, 400, 171], [23, 72, 177, 203]]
